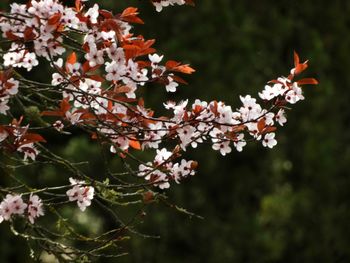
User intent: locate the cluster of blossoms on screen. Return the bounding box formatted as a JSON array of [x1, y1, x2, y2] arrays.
[[0, 177, 94, 226], [0, 0, 317, 191], [0, 194, 44, 224], [66, 178, 95, 211], [0, 70, 19, 114], [0, 3, 317, 254], [0, 117, 42, 161], [150, 0, 194, 12], [0, 0, 79, 71], [139, 148, 196, 189]]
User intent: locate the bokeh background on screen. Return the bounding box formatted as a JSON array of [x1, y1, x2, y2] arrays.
[[1, 0, 350, 262]]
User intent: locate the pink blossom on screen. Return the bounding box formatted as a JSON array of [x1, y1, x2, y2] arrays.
[[66, 178, 94, 212], [262, 133, 278, 148], [17, 143, 39, 161], [27, 194, 44, 224], [0, 194, 27, 221], [165, 76, 178, 92], [212, 141, 232, 156], [84, 4, 99, 24], [276, 109, 287, 126]]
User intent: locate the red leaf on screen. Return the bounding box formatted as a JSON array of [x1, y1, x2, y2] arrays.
[[257, 118, 266, 133], [166, 60, 195, 74], [5, 31, 19, 41], [100, 19, 120, 34], [292, 51, 308, 75], [115, 85, 132, 94], [80, 112, 96, 121], [129, 139, 141, 150], [166, 60, 181, 70], [60, 98, 71, 113], [121, 7, 138, 17], [48, 12, 62, 26], [99, 9, 113, 19], [23, 133, 46, 143], [41, 110, 64, 117], [171, 75, 188, 85], [87, 75, 104, 82], [123, 44, 141, 60], [174, 64, 195, 74], [82, 61, 101, 73], [121, 7, 144, 24], [263, 126, 277, 134], [293, 51, 300, 67], [297, 78, 318, 85], [66, 52, 77, 65], [24, 27, 36, 41]]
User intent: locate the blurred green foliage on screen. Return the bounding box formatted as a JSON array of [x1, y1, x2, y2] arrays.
[[1, 0, 350, 262]]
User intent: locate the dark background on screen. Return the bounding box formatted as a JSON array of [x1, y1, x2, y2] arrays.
[[1, 0, 350, 262]]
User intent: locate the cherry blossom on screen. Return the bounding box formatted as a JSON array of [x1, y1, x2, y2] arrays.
[[27, 194, 44, 224], [149, 54, 164, 65], [151, 0, 187, 12], [85, 44, 104, 67], [0, 194, 27, 221], [165, 76, 179, 92], [53, 120, 64, 131], [233, 134, 246, 152], [17, 143, 40, 161], [22, 52, 39, 71], [66, 178, 94, 212], [275, 109, 287, 126], [212, 141, 232, 156], [84, 4, 99, 24], [262, 133, 278, 148]]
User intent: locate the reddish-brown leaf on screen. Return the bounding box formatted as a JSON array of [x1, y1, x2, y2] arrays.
[[60, 98, 71, 113], [80, 112, 96, 120], [5, 31, 19, 41], [87, 74, 104, 82], [100, 19, 120, 34], [129, 139, 141, 150], [165, 60, 181, 70], [41, 110, 64, 117], [48, 12, 62, 26], [232, 125, 246, 133], [293, 51, 300, 67], [82, 61, 101, 73], [99, 9, 113, 19], [23, 133, 46, 143], [297, 78, 318, 85], [293, 51, 308, 75], [66, 52, 77, 65], [166, 60, 195, 74], [24, 27, 36, 41], [257, 118, 266, 133], [171, 75, 188, 85], [115, 85, 132, 94], [121, 7, 144, 24], [263, 126, 277, 134], [123, 44, 141, 60]]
